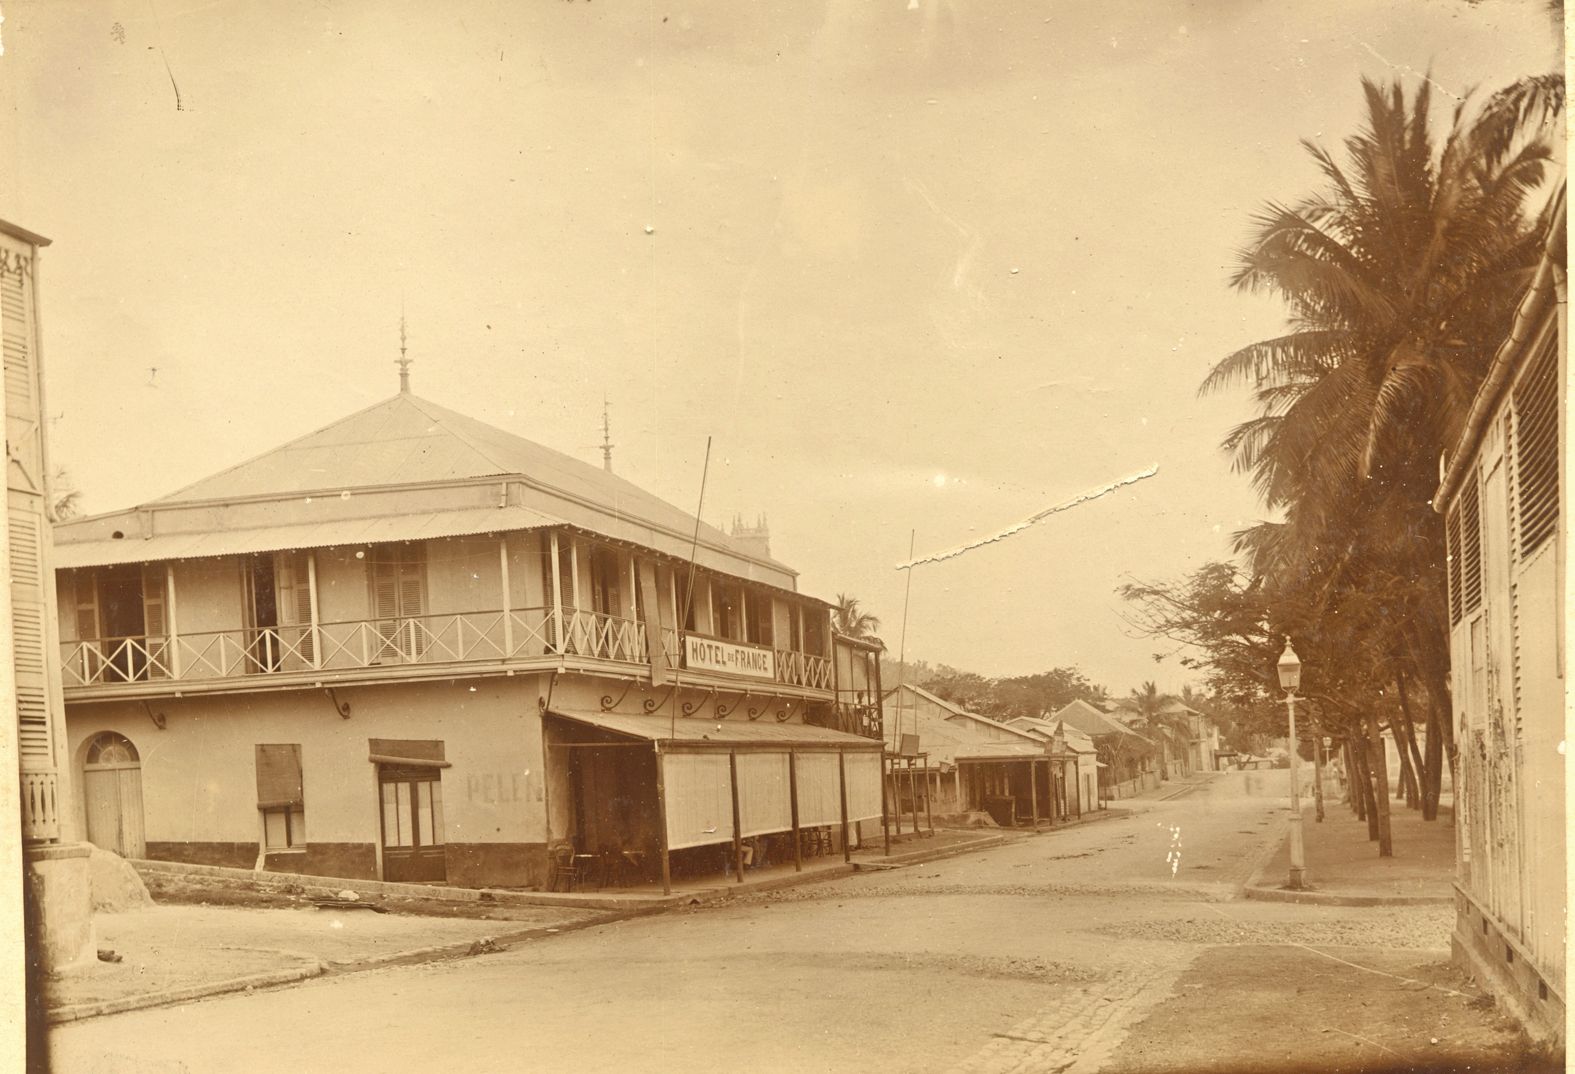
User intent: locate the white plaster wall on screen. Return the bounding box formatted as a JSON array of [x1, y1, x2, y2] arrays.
[[65, 675, 549, 849]]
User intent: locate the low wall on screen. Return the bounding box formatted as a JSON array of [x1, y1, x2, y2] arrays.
[[1453, 885, 1565, 1046]]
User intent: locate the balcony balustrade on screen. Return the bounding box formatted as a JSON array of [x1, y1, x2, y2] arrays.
[[59, 607, 649, 689], [59, 609, 835, 696], [20, 769, 60, 842]]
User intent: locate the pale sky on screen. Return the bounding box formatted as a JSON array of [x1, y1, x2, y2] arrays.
[[0, 0, 1560, 694]]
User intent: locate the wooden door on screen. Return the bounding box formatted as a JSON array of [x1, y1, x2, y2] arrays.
[[379, 764, 446, 882], [83, 732, 145, 857]]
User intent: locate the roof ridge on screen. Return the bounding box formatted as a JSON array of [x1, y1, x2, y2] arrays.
[[398, 393, 523, 478], [152, 393, 408, 504]]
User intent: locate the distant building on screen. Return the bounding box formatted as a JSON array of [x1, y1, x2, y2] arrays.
[[882, 684, 1086, 826], [52, 381, 885, 892], [1047, 700, 1159, 800], [1435, 187, 1564, 1043]]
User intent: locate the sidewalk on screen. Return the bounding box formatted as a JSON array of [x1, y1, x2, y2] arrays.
[[1244, 798, 1456, 905]]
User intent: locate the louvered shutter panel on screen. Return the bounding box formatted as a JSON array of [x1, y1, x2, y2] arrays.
[[275, 553, 315, 667], [1513, 336, 1559, 558], [139, 564, 168, 679], [1460, 476, 1482, 616], [398, 552, 425, 657], [1445, 505, 1463, 625], [10, 500, 50, 768]]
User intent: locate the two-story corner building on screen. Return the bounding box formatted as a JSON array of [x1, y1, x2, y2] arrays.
[[1436, 186, 1565, 1044], [53, 383, 885, 893]]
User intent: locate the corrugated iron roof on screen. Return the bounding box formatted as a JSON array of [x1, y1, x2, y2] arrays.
[[54, 392, 803, 586], [548, 708, 883, 750], [52, 505, 561, 569]]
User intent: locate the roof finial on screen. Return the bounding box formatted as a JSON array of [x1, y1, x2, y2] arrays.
[[396, 312, 412, 393], [600, 397, 614, 472]]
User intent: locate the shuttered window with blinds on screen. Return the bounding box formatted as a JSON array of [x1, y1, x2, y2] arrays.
[[1459, 476, 1482, 617], [1446, 504, 1464, 625], [10, 491, 51, 768], [1513, 334, 1559, 558], [369, 544, 426, 661]]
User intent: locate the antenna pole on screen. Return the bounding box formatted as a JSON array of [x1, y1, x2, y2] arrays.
[[895, 529, 916, 750], [601, 398, 615, 473], [674, 436, 712, 737]]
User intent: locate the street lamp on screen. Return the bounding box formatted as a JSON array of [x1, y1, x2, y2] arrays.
[[1276, 641, 1307, 890]]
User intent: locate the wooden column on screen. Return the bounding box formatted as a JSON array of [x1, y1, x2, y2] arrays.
[[568, 536, 582, 651], [306, 552, 321, 670], [838, 751, 850, 863], [729, 750, 744, 883], [789, 750, 803, 872], [499, 536, 514, 656], [1029, 760, 1040, 828], [654, 745, 672, 895], [908, 762, 919, 834], [880, 753, 891, 856], [549, 532, 565, 655], [164, 562, 181, 679], [924, 764, 933, 833]]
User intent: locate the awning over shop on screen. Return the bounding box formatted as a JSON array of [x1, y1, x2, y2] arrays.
[[548, 709, 884, 863], [547, 708, 884, 752]]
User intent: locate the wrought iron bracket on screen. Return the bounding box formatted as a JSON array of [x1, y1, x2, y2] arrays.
[[716, 691, 749, 719], [681, 689, 716, 719], [141, 700, 166, 730], [325, 687, 351, 719], [642, 686, 676, 714], [600, 682, 634, 712]]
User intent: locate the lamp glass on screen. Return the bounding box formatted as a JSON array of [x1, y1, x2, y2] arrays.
[[1277, 642, 1302, 692]]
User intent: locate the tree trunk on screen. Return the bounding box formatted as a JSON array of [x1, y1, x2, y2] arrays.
[[1394, 664, 1434, 819], [1345, 740, 1365, 820], [1311, 724, 1326, 822], [1365, 714, 1394, 857], [1422, 699, 1445, 821], [1353, 737, 1378, 836], [1393, 730, 1419, 808]]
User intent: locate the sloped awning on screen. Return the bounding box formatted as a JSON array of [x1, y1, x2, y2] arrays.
[[547, 708, 883, 752], [53, 505, 564, 568]]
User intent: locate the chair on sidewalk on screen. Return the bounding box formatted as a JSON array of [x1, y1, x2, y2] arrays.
[[548, 842, 582, 892]]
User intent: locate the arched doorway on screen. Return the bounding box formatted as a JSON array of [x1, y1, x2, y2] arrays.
[[82, 731, 145, 858]]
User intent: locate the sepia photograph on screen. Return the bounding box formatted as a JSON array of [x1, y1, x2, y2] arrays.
[[0, 1, 1566, 1071]]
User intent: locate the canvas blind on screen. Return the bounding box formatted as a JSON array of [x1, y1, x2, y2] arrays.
[[255, 744, 304, 809], [735, 752, 792, 838], [662, 752, 735, 850], [794, 751, 842, 828], [844, 751, 883, 822]]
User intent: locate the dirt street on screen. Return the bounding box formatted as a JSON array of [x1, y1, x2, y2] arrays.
[[48, 775, 1542, 1074]]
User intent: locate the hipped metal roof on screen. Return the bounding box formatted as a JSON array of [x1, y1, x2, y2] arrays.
[[54, 392, 801, 587], [548, 709, 884, 751]]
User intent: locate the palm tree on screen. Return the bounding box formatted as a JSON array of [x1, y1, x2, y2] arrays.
[[1203, 75, 1561, 826], [832, 593, 881, 638], [1127, 680, 1190, 780]]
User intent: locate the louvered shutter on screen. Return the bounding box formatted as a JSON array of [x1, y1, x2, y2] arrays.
[[275, 553, 315, 668], [1445, 505, 1463, 625], [1513, 335, 1559, 558], [1460, 476, 1482, 616], [10, 500, 50, 768], [140, 564, 168, 679]]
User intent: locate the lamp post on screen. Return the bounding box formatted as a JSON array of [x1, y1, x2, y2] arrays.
[[1277, 641, 1307, 889]]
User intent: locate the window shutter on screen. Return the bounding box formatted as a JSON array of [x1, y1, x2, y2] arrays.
[[1445, 505, 1463, 625], [9, 490, 51, 768], [1, 267, 32, 415], [1460, 476, 1482, 616], [1513, 335, 1559, 558], [74, 570, 101, 641], [255, 743, 304, 808], [141, 564, 166, 637], [275, 553, 315, 665]]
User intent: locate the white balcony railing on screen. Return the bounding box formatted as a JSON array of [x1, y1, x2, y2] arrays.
[[59, 607, 649, 689]]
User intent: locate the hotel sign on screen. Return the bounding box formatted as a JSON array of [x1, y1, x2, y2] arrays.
[[683, 635, 776, 681]]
